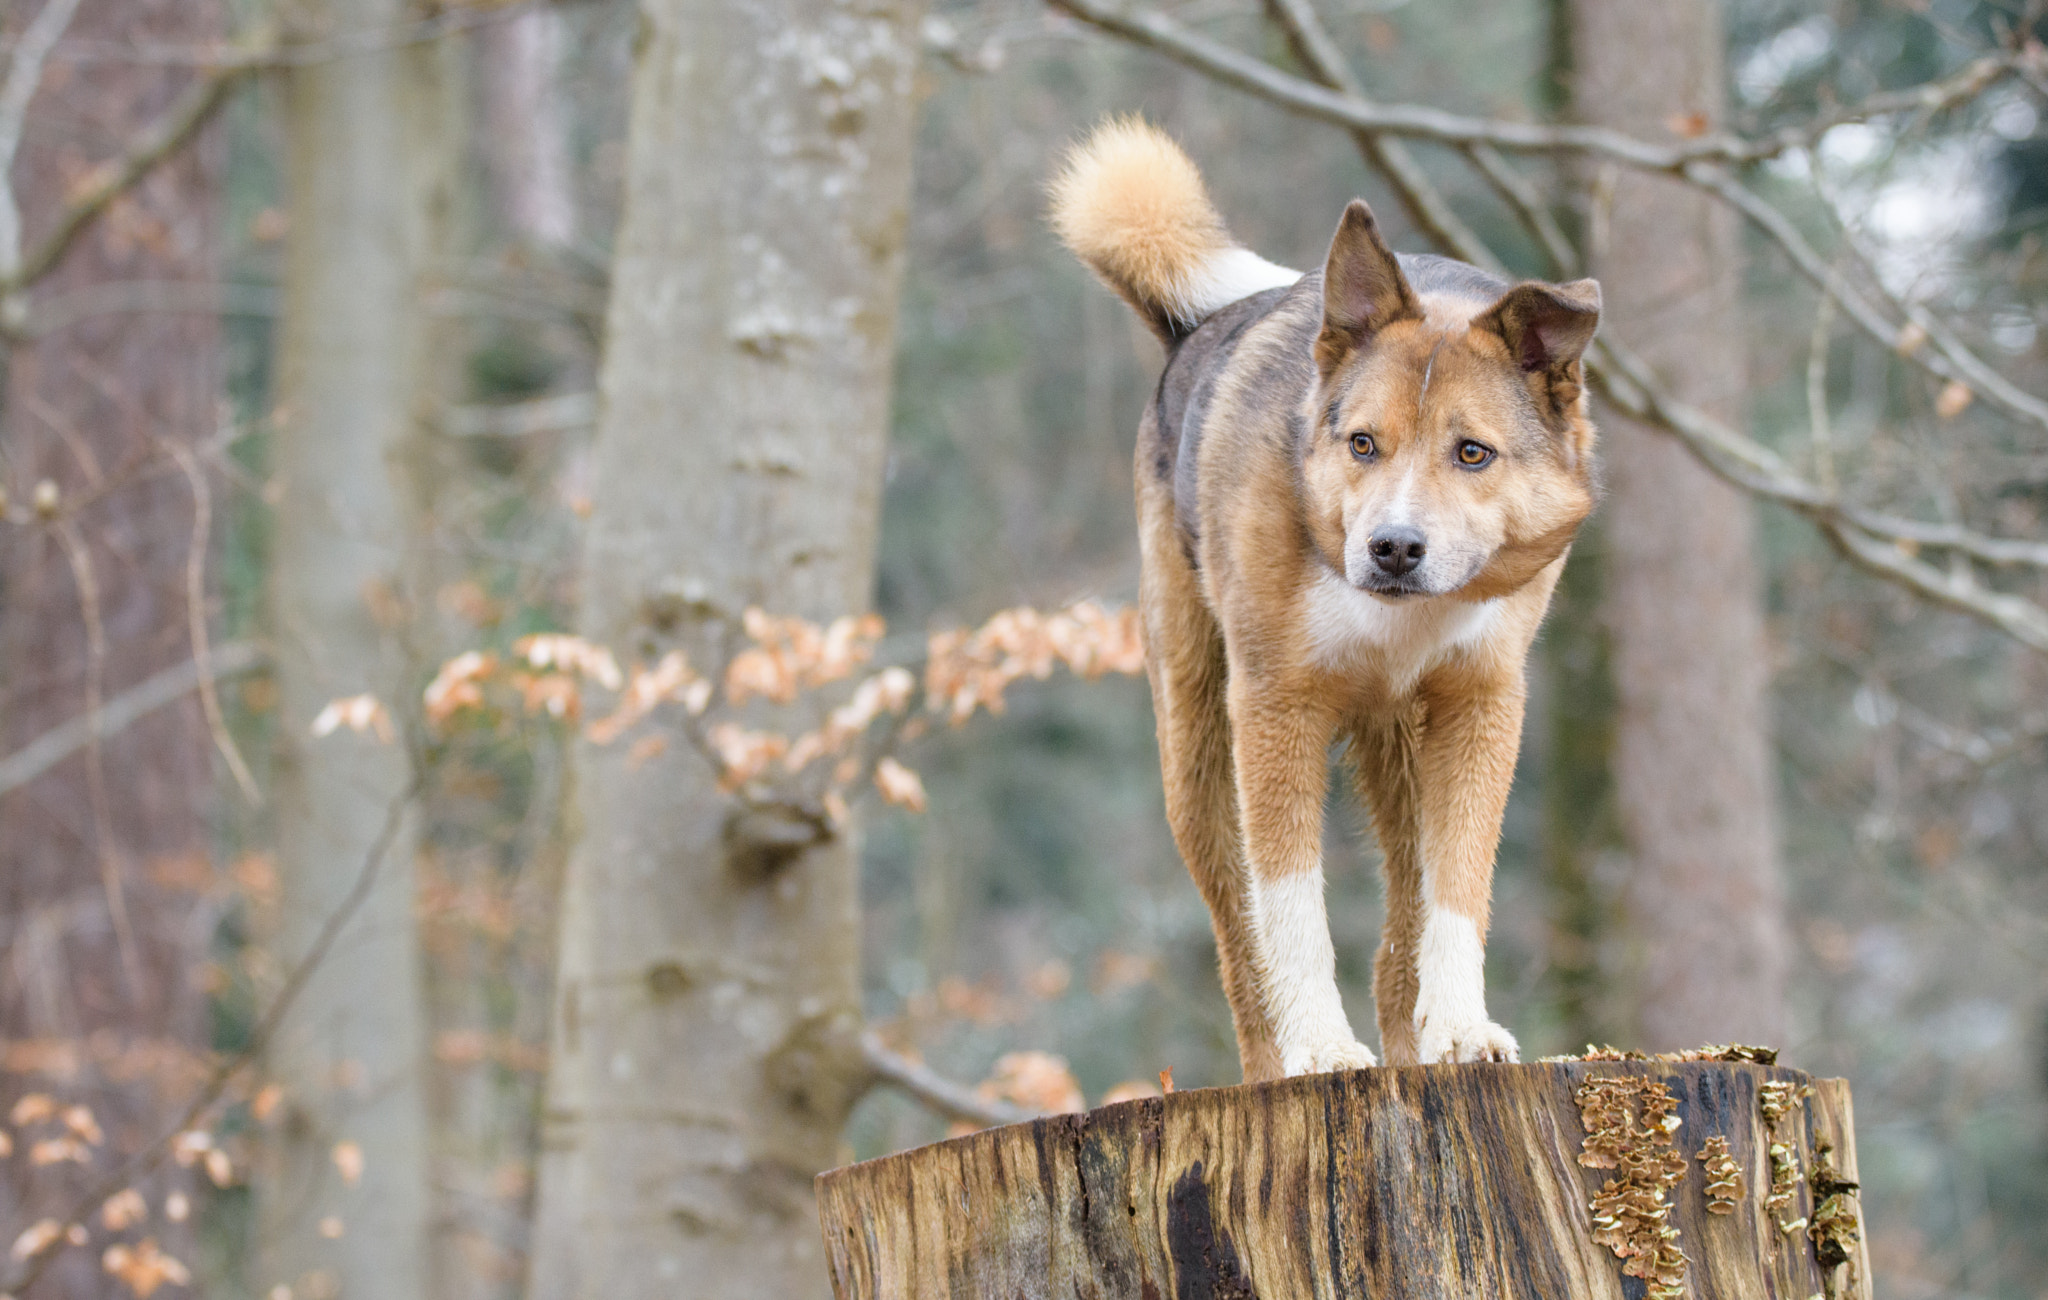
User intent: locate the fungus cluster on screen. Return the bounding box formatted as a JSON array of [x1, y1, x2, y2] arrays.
[[1575, 1076, 1689, 1300], [1758, 1078, 1815, 1236], [1697, 1135, 1744, 1215], [1556, 1043, 1780, 1065], [1806, 1138, 1863, 1290]]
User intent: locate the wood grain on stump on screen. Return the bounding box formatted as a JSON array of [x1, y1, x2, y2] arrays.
[[817, 1059, 1869, 1299]]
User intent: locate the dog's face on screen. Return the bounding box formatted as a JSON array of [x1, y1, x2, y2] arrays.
[[1299, 202, 1601, 603]]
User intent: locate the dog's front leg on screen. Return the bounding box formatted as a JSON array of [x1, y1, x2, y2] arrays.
[[1410, 669, 1526, 1064], [1230, 683, 1376, 1076]]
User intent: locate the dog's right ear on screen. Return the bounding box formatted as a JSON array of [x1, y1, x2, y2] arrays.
[[1316, 200, 1420, 378]]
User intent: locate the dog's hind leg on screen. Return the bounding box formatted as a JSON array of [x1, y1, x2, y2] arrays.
[[1350, 709, 1425, 1065], [1138, 489, 1281, 1081]]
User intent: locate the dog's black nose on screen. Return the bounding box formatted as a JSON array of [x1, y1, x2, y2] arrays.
[[1368, 526, 1426, 577]]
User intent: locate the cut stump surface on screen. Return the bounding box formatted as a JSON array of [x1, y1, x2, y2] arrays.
[[817, 1059, 1869, 1299]]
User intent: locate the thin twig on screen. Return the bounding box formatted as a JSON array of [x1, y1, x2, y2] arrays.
[[50, 515, 141, 990], [1897, 701, 2048, 769], [0, 778, 420, 1298], [860, 1031, 1035, 1130], [167, 440, 261, 803], [0, 641, 265, 797], [0, 401, 262, 527], [1807, 289, 1839, 494]]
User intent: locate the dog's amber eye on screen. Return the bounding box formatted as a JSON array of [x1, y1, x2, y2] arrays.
[[1349, 432, 1376, 459], [1456, 440, 1495, 468]]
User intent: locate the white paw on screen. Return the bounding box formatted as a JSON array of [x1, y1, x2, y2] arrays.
[[1279, 1034, 1379, 1077], [1414, 1016, 1520, 1064]]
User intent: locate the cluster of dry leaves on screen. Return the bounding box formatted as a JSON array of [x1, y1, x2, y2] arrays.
[[4, 1092, 222, 1296], [322, 601, 1146, 822], [1, 1083, 382, 1297]]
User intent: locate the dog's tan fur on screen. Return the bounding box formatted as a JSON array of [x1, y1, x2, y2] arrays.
[[1053, 120, 1601, 1079]]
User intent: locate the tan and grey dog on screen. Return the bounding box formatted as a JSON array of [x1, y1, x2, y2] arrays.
[[1051, 120, 1601, 1080]]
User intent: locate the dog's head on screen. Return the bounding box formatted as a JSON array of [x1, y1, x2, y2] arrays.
[[1299, 201, 1601, 603]]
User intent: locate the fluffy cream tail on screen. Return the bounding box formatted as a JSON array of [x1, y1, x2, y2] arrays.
[[1049, 118, 1298, 339]]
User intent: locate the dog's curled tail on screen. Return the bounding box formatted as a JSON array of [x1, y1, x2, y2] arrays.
[[1050, 118, 1299, 340]]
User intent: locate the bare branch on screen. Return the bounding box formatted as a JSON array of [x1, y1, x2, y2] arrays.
[[1897, 700, 2048, 768], [0, 640, 265, 797], [14, 278, 280, 338], [1684, 164, 2048, 434], [1258, 0, 1497, 271], [861, 1031, 1035, 1130], [0, 0, 86, 277], [0, 53, 260, 294], [1261, 0, 1579, 282], [1588, 344, 2048, 649], [1459, 142, 1579, 278], [1815, 518, 2048, 653], [1047, 0, 2038, 171], [439, 391, 597, 439], [1588, 336, 2048, 570]]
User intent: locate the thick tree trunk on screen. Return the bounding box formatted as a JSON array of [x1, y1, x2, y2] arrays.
[[1569, 0, 1790, 1049], [524, 0, 923, 1296], [820, 1060, 1871, 1299], [0, 1, 223, 1291], [257, 2, 441, 1297]]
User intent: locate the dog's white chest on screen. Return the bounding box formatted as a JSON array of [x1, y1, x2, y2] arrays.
[[1301, 572, 1501, 691]]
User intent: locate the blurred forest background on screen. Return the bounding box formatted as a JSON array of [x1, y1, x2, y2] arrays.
[[0, 0, 2045, 1296]]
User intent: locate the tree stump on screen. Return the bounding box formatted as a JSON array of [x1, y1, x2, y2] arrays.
[[817, 1057, 1869, 1299]]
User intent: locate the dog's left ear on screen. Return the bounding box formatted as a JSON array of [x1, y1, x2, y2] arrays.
[[1476, 279, 1601, 419]]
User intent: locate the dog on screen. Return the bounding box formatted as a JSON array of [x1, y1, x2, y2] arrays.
[[1051, 119, 1600, 1079]]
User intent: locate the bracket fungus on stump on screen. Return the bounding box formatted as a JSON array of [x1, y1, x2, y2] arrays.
[[817, 1052, 1868, 1299]]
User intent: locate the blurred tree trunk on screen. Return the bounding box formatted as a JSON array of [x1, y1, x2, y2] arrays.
[[408, 23, 573, 1300], [257, 1, 442, 1297], [1569, 0, 1789, 1049], [480, 8, 577, 255], [0, 0, 222, 1289], [1533, 0, 1619, 1051], [524, 0, 923, 1294]]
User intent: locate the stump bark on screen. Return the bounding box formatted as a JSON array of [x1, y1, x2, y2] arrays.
[[817, 1059, 1869, 1299]]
